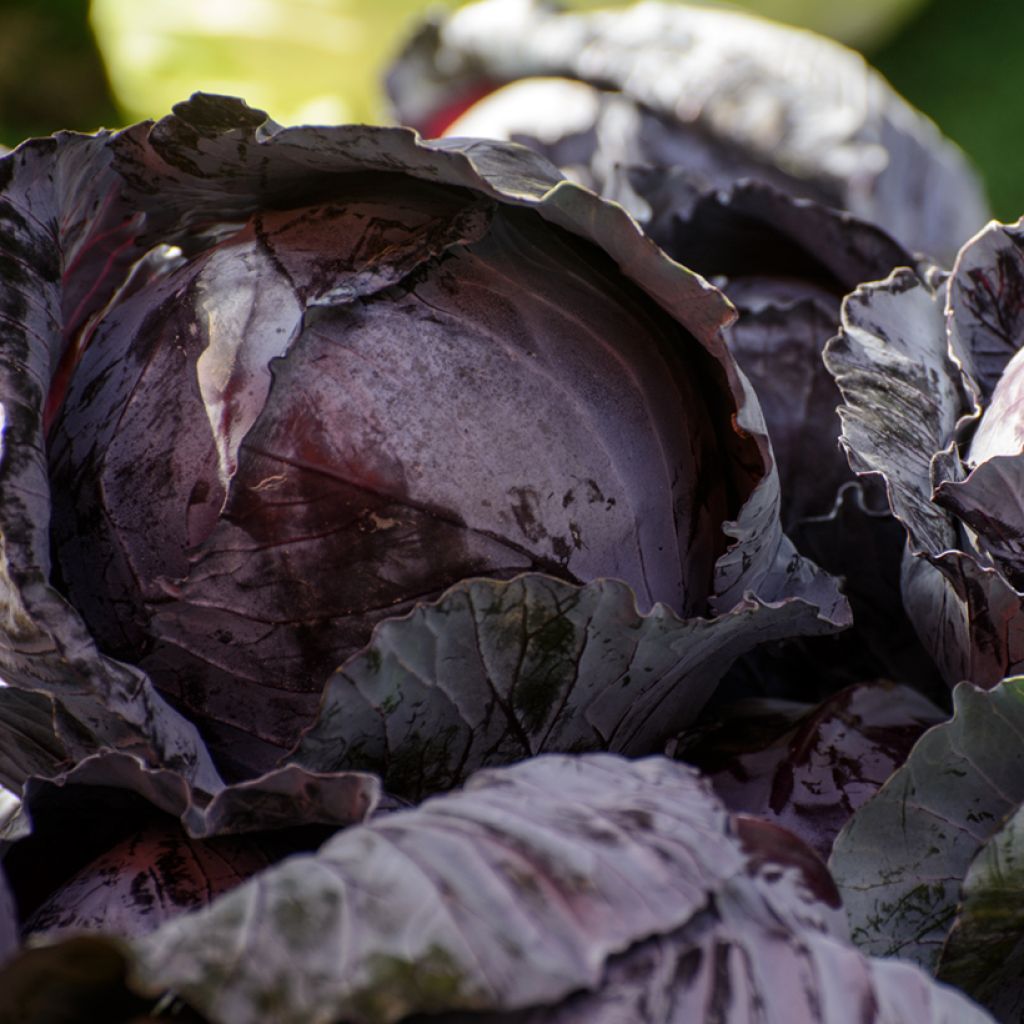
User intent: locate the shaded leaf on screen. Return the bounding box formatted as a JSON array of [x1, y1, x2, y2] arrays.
[[830, 678, 1024, 970], [0, 935, 156, 1023], [0, 863, 15, 966], [22, 817, 335, 941], [290, 574, 846, 799], [679, 682, 947, 860], [938, 798, 1024, 1020], [785, 483, 944, 695]]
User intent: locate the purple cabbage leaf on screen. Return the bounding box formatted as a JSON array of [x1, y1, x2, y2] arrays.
[[824, 221, 1024, 688], [677, 681, 947, 861], [290, 573, 844, 800], [829, 677, 1024, 1001], [2, 762, 341, 943], [41, 753, 982, 1024], [387, 0, 988, 264], [938, 772, 1024, 1021]]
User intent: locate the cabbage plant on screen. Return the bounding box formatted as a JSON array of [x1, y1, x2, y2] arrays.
[[825, 219, 1024, 688], [0, 7, 1006, 1018], [387, 0, 988, 265], [0, 92, 848, 805]]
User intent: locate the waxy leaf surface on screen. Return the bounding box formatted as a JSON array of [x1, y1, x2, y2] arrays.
[[830, 679, 1024, 970]]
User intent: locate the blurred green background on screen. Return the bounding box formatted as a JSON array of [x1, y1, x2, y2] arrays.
[[0, 0, 1020, 220]]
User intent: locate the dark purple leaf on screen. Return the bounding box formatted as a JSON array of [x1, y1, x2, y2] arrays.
[[22, 818, 321, 940], [678, 682, 947, 860], [0, 864, 15, 967]]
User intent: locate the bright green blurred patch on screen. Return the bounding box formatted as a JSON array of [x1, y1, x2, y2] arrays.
[[89, 0, 929, 131], [90, 0, 460, 126]]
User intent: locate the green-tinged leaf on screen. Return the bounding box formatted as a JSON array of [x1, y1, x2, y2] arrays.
[[829, 678, 1024, 970], [290, 574, 844, 799], [0, 935, 155, 1023], [129, 754, 849, 1024], [938, 791, 1024, 1019]]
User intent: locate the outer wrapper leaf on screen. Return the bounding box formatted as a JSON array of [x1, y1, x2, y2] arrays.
[[938, 797, 1024, 1020], [829, 678, 1024, 971], [291, 573, 845, 798], [388, 0, 988, 263], [825, 222, 1024, 688], [128, 754, 850, 1024], [0, 93, 847, 795], [421, 890, 992, 1024], [1, 751, 377, 844]]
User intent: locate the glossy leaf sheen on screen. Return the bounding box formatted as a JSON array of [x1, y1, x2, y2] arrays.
[[825, 222, 1024, 689], [290, 574, 846, 798], [830, 679, 1024, 971], [947, 221, 1024, 408]]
